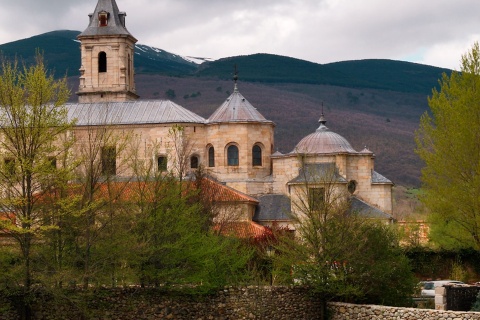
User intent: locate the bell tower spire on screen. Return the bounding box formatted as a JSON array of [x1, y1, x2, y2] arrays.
[[77, 0, 139, 103]]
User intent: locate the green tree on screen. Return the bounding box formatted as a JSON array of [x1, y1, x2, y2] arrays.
[[416, 42, 480, 250], [0, 55, 74, 289], [165, 89, 176, 99]]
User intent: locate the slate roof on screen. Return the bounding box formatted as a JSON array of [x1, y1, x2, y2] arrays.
[[292, 123, 357, 154], [207, 85, 273, 124], [372, 171, 393, 184], [288, 163, 347, 184], [79, 0, 135, 39], [350, 196, 393, 220], [66, 100, 206, 126], [253, 194, 291, 222]]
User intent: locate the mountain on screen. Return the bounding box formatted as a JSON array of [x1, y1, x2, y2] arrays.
[[0, 30, 450, 95], [0, 30, 199, 77], [0, 30, 453, 187]]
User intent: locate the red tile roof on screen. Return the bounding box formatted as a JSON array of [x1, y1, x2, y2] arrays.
[[213, 221, 272, 240], [196, 178, 259, 204]]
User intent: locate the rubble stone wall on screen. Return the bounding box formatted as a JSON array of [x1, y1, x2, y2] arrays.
[[328, 302, 480, 320]]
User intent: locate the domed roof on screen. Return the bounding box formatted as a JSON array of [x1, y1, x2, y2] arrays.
[[292, 114, 357, 154]]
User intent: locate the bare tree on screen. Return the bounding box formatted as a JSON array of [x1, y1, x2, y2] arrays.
[[274, 157, 416, 308], [69, 104, 134, 288]]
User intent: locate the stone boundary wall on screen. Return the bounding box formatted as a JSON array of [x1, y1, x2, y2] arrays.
[[328, 302, 480, 320], [0, 286, 323, 320], [3, 288, 480, 320]]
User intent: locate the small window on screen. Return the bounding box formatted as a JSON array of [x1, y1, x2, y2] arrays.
[[48, 157, 57, 170], [4, 158, 15, 176], [190, 156, 199, 169], [99, 11, 108, 27], [348, 180, 357, 194], [157, 156, 167, 172], [208, 146, 215, 167], [309, 188, 325, 212], [252, 145, 262, 166], [99, 52, 107, 73], [101, 146, 116, 175], [227, 145, 239, 166]]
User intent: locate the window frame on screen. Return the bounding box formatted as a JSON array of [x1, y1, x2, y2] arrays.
[[252, 144, 262, 167], [227, 144, 239, 166], [101, 146, 116, 176], [3, 158, 15, 177], [157, 155, 167, 172], [99, 11, 108, 27], [190, 155, 199, 169], [308, 187, 325, 212], [208, 146, 215, 167], [98, 51, 107, 73]]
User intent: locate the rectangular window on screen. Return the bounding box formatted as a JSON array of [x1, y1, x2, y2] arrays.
[[309, 187, 325, 212], [208, 147, 215, 167], [157, 156, 167, 172], [101, 146, 116, 175], [4, 158, 15, 176], [48, 157, 57, 170]]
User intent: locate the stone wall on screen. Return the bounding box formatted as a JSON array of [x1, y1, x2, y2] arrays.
[[4, 288, 480, 320], [328, 302, 480, 320], [0, 286, 323, 320]]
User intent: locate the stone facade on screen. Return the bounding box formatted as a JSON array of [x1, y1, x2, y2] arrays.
[[57, 0, 396, 231]]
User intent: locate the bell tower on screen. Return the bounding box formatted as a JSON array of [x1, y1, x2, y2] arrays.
[[77, 0, 139, 103]]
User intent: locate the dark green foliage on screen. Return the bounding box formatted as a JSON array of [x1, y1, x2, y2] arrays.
[[196, 54, 450, 94], [327, 59, 451, 94], [165, 89, 176, 99], [0, 30, 81, 78], [405, 247, 480, 281]]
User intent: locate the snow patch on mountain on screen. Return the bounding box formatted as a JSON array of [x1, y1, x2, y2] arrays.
[[134, 44, 213, 65]]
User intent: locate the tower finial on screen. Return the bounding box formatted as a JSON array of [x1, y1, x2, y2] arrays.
[[233, 64, 239, 92], [319, 102, 327, 126]]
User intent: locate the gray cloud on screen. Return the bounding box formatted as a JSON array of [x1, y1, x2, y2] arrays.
[[0, 0, 479, 69]]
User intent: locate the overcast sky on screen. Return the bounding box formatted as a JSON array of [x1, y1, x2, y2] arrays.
[[0, 0, 479, 70]]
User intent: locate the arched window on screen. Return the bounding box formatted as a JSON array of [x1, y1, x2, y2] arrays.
[[252, 145, 262, 166], [208, 146, 215, 167], [190, 156, 199, 169], [227, 145, 239, 166], [99, 52, 107, 73]]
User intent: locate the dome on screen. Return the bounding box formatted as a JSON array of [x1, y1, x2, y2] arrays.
[[291, 117, 357, 154]]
